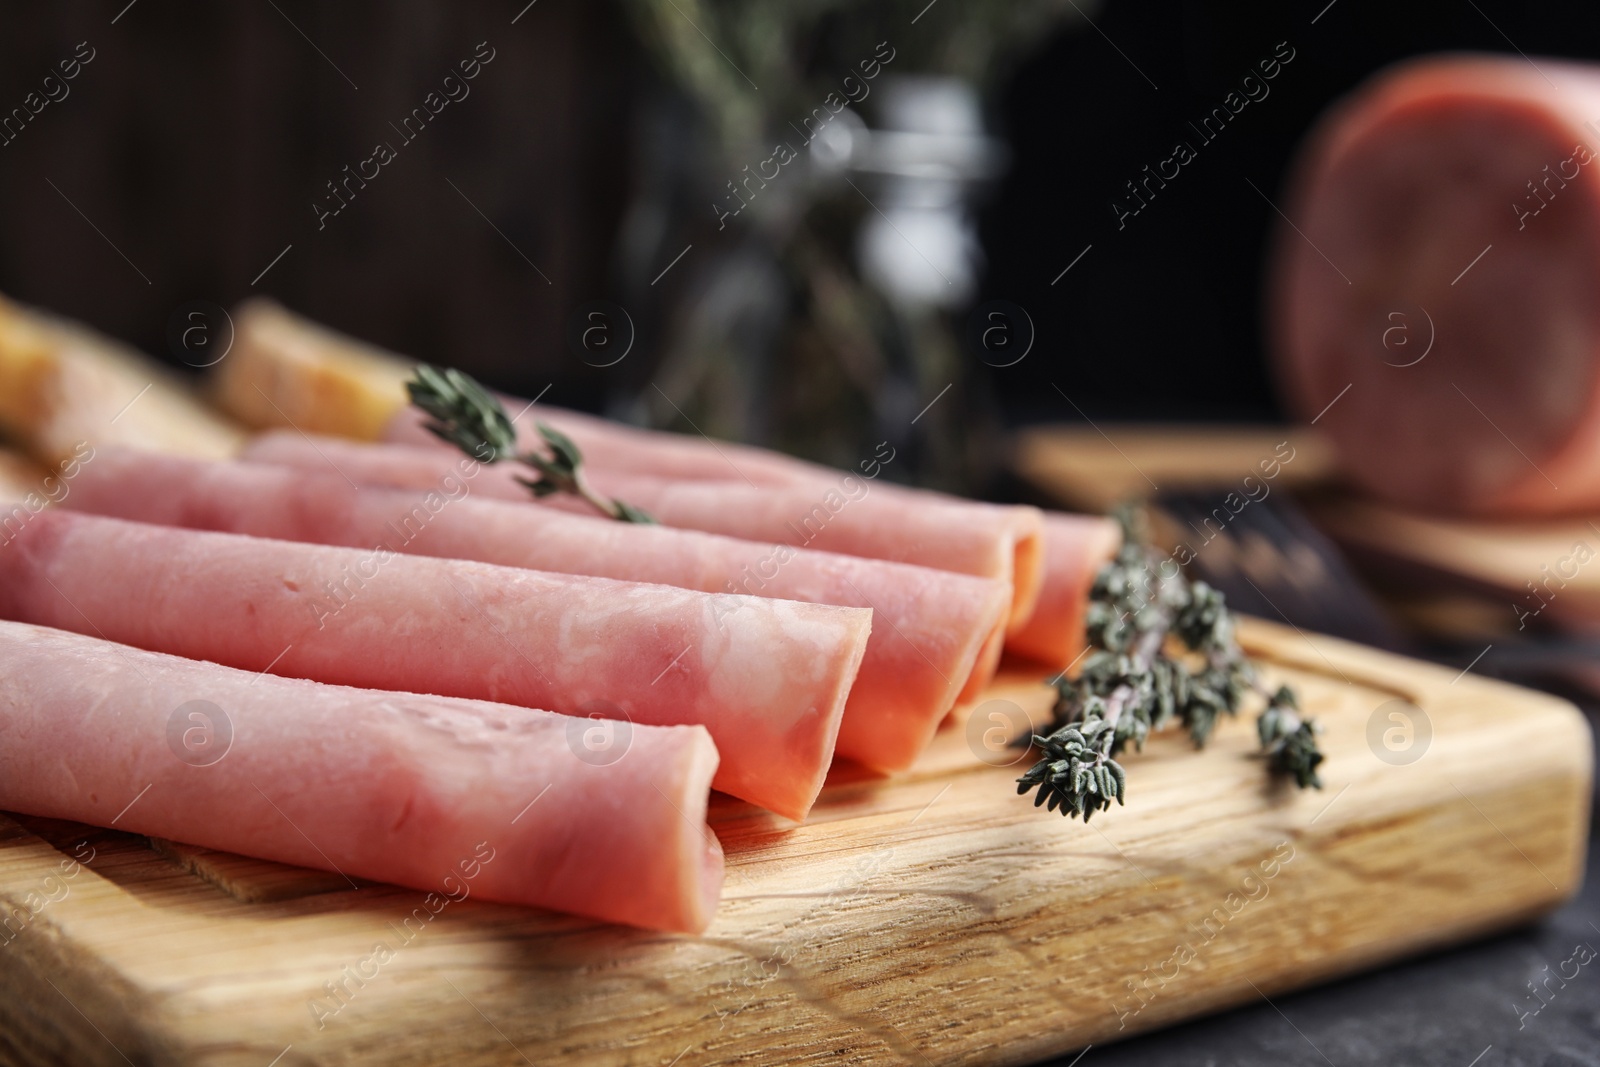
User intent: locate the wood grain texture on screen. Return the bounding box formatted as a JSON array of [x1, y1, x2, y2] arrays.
[[1010, 425, 1338, 512], [1307, 493, 1600, 627], [0, 618, 1590, 1067]]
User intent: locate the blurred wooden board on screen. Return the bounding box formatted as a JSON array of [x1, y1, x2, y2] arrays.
[[1010, 424, 1338, 512], [1010, 422, 1600, 633], [1309, 494, 1600, 630], [0, 619, 1590, 1067]]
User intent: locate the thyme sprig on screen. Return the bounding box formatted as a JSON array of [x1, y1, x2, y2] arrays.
[[1018, 511, 1323, 821], [407, 365, 656, 524]]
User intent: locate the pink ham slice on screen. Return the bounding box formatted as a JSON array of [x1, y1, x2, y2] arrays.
[[387, 401, 839, 489], [244, 431, 1041, 635], [0, 510, 870, 821], [0, 620, 722, 932], [1004, 514, 1122, 669], [385, 407, 1048, 632], [1272, 54, 1600, 516], [66, 449, 1009, 771]]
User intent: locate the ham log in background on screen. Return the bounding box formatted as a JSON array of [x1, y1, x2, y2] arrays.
[[0, 510, 869, 821], [0, 621, 723, 933], [1273, 54, 1600, 516]]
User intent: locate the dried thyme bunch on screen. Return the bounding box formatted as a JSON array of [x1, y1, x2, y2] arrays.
[[408, 365, 656, 524], [1018, 512, 1323, 821]]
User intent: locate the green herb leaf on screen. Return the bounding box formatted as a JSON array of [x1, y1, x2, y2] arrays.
[[613, 500, 659, 525], [514, 475, 563, 499], [408, 364, 519, 463], [536, 422, 584, 474], [1016, 723, 1126, 822], [1021, 508, 1325, 822], [405, 366, 656, 524]]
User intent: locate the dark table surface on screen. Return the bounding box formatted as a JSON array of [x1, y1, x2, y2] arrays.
[[1039, 706, 1600, 1067]]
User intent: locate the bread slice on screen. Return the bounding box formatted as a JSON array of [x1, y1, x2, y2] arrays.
[[0, 294, 244, 465], [211, 298, 413, 440]]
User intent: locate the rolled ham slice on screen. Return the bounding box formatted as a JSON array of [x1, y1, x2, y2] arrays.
[[244, 431, 1042, 633], [1005, 514, 1122, 669], [0, 511, 869, 821], [67, 449, 1009, 771], [599, 473, 1043, 641], [386, 407, 1048, 633], [392, 401, 818, 489], [1272, 54, 1600, 516], [0, 621, 722, 932]]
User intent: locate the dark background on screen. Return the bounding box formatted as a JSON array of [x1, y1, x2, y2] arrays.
[[0, 0, 642, 413], [5, 1, 1600, 429]]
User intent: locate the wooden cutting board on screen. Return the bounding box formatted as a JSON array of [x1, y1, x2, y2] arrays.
[[0, 619, 1590, 1067], [1009, 424, 1339, 512], [1305, 494, 1600, 629]]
